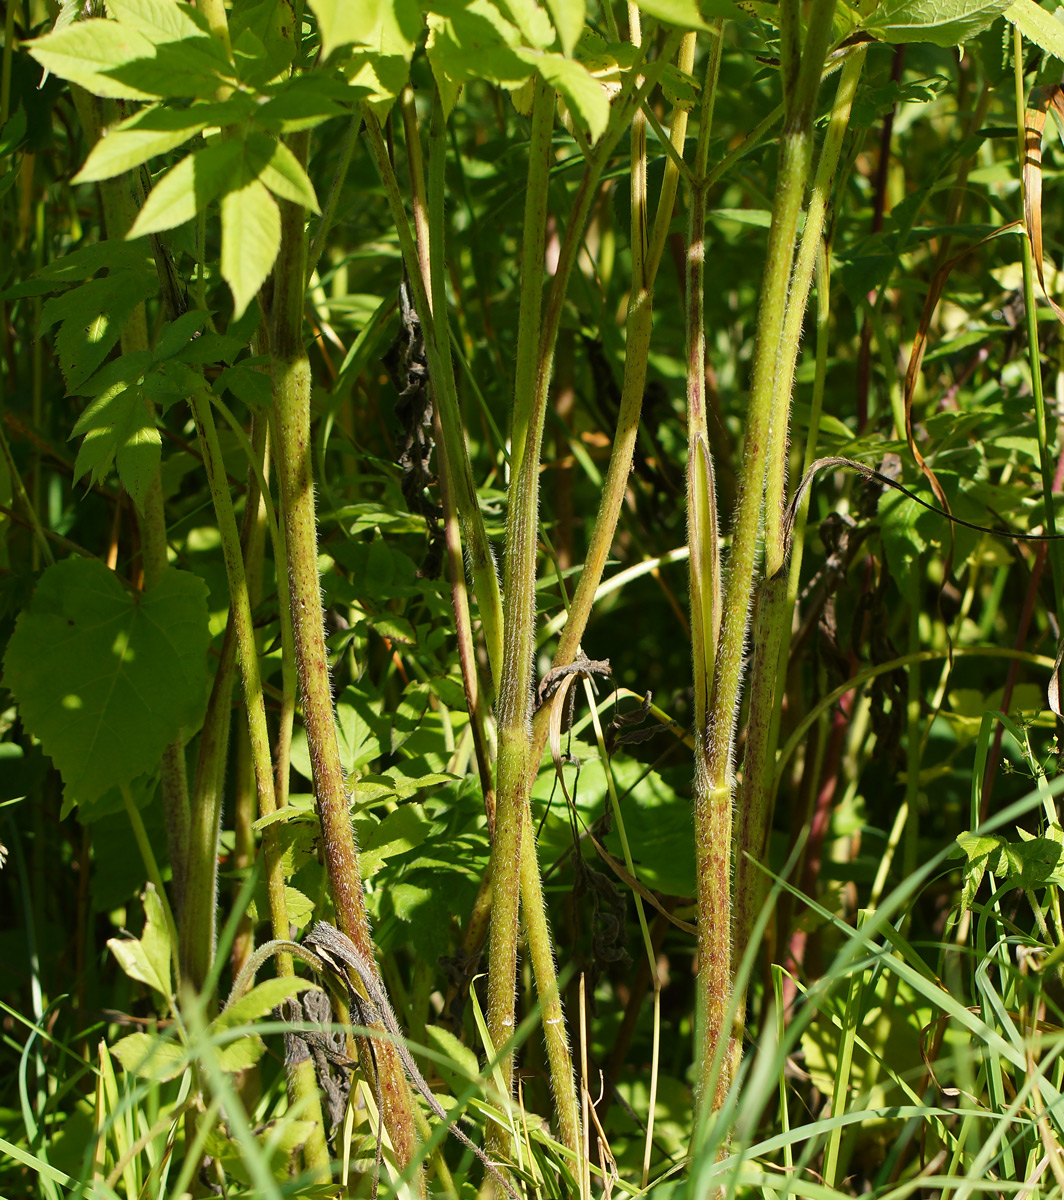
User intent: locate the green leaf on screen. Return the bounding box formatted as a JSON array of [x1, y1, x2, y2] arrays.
[[359, 803, 432, 876], [215, 362, 274, 408], [1005, 0, 1064, 58], [342, 0, 422, 111], [390, 679, 431, 752], [248, 133, 321, 211], [634, 0, 739, 29], [39, 274, 157, 391], [309, 0, 419, 57], [253, 78, 350, 132], [522, 49, 609, 140], [75, 98, 255, 183], [70, 354, 161, 509], [864, 0, 1011, 44], [543, 0, 585, 54], [215, 977, 315, 1029], [336, 684, 389, 772], [28, 20, 161, 100], [154, 310, 213, 361], [3, 559, 210, 806], [105, 0, 214, 43], [220, 178, 281, 318], [111, 1032, 187, 1080], [128, 140, 244, 236], [106, 883, 172, 996], [426, 0, 531, 95], [496, 0, 556, 46], [29, 5, 232, 99]]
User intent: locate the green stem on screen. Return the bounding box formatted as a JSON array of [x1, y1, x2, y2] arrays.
[[695, 0, 837, 1124], [1015, 28, 1064, 618], [424, 94, 498, 831], [269, 132, 423, 1190], [731, 45, 865, 1041], [510, 76, 554, 474], [183, 388, 332, 1179]]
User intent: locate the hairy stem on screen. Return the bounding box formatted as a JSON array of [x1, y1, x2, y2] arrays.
[[269, 132, 423, 1188], [732, 44, 865, 1043], [695, 0, 837, 1123]]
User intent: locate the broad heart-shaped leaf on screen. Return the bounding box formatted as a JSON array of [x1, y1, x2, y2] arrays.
[[521, 49, 610, 140], [106, 883, 172, 997], [3, 559, 210, 806], [39, 273, 157, 391], [543, 0, 584, 53], [863, 0, 1011, 43], [221, 178, 281, 318], [1006, 0, 1064, 60]]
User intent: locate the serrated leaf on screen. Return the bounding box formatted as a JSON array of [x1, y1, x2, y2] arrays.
[[3, 559, 210, 805], [864, 0, 1011, 44], [543, 0, 584, 54], [70, 359, 161, 510], [106, 883, 172, 995], [221, 178, 281, 319], [359, 804, 432, 875], [522, 49, 609, 140], [105, 0, 212, 42], [309, 0, 418, 57], [28, 20, 161, 100], [426, 0, 531, 93], [216, 1036, 267, 1071], [1006, 0, 1064, 58], [111, 1032, 187, 1080], [496, 0, 556, 46], [342, 0, 421, 112], [75, 99, 254, 183], [215, 977, 315, 1029], [154, 310, 213, 361], [390, 680, 430, 752], [39, 275, 156, 391], [129, 140, 244, 237], [634, 0, 738, 28]]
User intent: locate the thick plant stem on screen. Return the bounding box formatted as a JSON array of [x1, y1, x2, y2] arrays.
[[732, 46, 866, 1036], [510, 76, 554, 474], [522, 31, 698, 781], [232, 417, 269, 981], [762, 46, 866, 580], [695, 0, 837, 1123], [269, 134, 423, 1190], [184, 387, 330, 1173]]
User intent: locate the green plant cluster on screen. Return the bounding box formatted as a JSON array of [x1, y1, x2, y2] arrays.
[[5, 0, 1064, 1195]]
